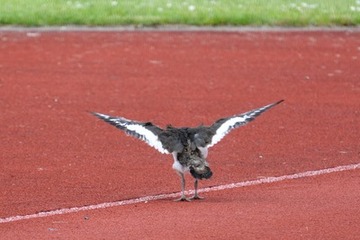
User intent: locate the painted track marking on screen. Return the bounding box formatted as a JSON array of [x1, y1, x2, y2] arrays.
[[1, 163, 359, 224]]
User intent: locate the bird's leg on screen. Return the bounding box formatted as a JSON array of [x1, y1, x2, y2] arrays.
[[174, 172, 190, 202], [190, 179, 204, 200]]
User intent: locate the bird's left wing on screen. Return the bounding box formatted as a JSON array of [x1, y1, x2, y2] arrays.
[[91, 112, 170, 154], [206, 100, 284, 148]]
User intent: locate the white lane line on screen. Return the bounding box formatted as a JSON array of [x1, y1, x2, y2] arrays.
[[1, 163, 359, 224]]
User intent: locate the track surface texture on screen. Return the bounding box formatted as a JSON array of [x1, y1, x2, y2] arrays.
[[1, 29, 359, 239]]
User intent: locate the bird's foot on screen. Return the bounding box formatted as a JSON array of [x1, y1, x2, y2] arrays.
[[189, 194, 204, 200], [174, 196, 191, 202]]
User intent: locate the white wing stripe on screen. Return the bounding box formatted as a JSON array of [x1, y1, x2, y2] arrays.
[[126, 124, 169, 154], [209, 116, 248, 147]]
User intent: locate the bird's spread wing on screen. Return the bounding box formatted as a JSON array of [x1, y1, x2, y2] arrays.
[[207, 100, 284, 148], [91, 112, 170, 154]]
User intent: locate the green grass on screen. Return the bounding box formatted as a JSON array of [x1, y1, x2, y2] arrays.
[[0, 0, 359, 26]]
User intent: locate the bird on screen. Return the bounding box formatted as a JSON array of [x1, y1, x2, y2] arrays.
[[91, 100, 284, 201]]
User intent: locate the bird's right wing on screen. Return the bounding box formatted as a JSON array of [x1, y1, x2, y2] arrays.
[[91, 112, 170, 154], [207, 100, 284, 148]]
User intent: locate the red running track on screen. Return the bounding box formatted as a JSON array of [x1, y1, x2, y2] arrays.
[[0, 29, 359, 239]]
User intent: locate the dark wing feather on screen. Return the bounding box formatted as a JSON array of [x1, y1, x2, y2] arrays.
[[91, 112, 170, 154]]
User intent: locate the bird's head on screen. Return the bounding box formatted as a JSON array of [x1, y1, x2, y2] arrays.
[[189, 155, 213, 180]]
